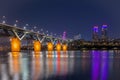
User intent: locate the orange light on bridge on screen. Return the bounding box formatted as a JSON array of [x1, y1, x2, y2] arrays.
[[47, 42, 53, 51], [34, 41, 41, 52], [56, 43, 61, 51], [11, 37, 21, 52], [62, 44, 67, 51]]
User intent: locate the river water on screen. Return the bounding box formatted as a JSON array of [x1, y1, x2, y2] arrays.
[[0, 50, 120, 80]]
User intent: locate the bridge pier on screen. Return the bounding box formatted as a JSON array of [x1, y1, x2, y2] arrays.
[[47, 42, 53, 51], [10, 37, 21, 52], [33, 40, 41, 52], [56, 43, 61, 51], [62, 44, 67, 51]]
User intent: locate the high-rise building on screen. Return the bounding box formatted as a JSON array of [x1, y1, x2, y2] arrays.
[[92, 26, 99, 42], [101, 25, 108, 41], [62, 31, 66, 40]]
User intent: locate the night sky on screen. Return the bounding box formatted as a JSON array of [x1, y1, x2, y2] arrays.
[[0, 0, 120, 40]]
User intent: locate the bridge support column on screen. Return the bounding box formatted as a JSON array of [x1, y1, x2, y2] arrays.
[[33, 40, 41, 52], [56, 43, 61, 51], [47, 42, 53, 51], [10, 37, 21, 52], [62, 44, 67, 51]]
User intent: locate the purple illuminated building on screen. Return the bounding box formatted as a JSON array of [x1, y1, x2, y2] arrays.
[[92, 26, 99, 42], [62, 31, 66, 40], [101, 25, 108, 41]]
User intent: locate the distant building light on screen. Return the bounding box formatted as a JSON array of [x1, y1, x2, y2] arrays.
[[102, 24, 107, 29], [93, 26, 98, 32]]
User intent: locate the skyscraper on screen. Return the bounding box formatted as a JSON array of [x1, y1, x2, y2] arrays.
[[101, 25, 108, 41], [62, 31, 66, 40], [92, 26, 99, 42]]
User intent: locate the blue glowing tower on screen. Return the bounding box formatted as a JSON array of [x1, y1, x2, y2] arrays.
[[101, 25, 108, 41], [92, 26, 99, 42]]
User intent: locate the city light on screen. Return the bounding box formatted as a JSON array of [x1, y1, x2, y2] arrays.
[[102, 24, 107, 29], [93, 26, 98, 32]]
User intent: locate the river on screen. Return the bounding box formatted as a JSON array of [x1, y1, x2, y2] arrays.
[[0, 50, 120, 80]]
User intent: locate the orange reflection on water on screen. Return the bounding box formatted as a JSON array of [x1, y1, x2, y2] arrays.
[[11, 52, 20, 58], [46, 51, 53, 77], [57, 51, 61, 57], [33, 53, 41, 80], [47, 51, 53, 57], [9, 52, 20, 80], [34, 52, 42, 58], [56, 51, 61, 75]]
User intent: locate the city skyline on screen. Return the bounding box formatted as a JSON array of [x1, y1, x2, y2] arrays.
[[0, 0, 120, 40]]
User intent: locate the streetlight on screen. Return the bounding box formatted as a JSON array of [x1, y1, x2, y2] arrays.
[[37, 31, 40, 33], [23, 24, 29, 30], [23, 26, 26, 29], [40, 28, 43, 32], [2, 16, 6, 24], [46, 30, 49, 36], [50, 32, 53, 36], [14, 20, 18, 27], [34, 26, 37, 29], [33, 26, 37, 31], [46, 30, 48, 33], [42, 32, 45, 35], [54, 33, 56, 38]]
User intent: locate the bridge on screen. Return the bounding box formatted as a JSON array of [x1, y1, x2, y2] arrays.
[[0, 23, 72, 52]]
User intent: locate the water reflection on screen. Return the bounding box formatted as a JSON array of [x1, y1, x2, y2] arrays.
[[101, 51, 109, 80], [92, 51, 101, 80], [21, 55, 29, 80], [9, 52, 21, 80], [0, 62, 9, 80], [91, 51, 109, 80], [32, 52, 44, 80], [0, 50, 120, 80], [32, 51, 74, 80]]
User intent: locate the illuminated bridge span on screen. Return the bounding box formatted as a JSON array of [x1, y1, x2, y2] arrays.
[[0, 23, 72, 52]]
